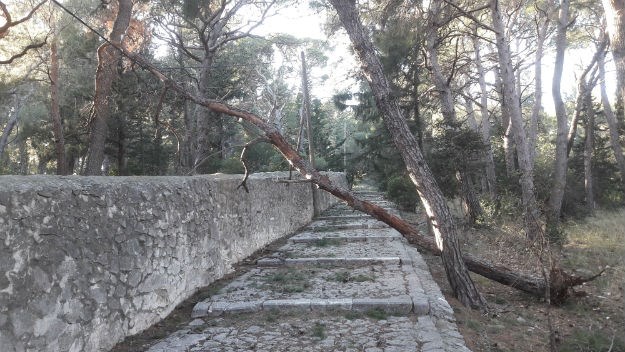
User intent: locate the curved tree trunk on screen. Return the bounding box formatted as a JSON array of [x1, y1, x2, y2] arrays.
[[490, 0, 542, 239], [330, 0, 486, 310], [599, 49, 625, 189], [602, 0, 625, 130], [83, 0, 133, 175], [547, 0, 571, 234]]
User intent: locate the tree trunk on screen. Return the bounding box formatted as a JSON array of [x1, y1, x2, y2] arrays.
[[602, 0, 625, 130], [582, 80, 596, 212], [473, 32, 498, 199], [49, 38, 68, 175], [566, 82, 585, 158], [117, 114, 128, 175], [567, 43, 604, 158], [529, 17, 549, 166], [490, 0, 542, 239], [1, 88, 33, 162], [331, 0, 486, 309], [0, 105, 19, 159], [18, 135, 28, 174], [599, 49, 625, 188], [192, 54, 217, 172], [494, 67, 516, 176], [83, 0, 133, 175], [547, 0, 571, 234]]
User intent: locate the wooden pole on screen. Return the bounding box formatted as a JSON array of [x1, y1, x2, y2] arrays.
[[301, 51, 319, 216]]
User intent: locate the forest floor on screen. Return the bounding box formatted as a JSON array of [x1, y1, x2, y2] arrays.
[[401, 208, 625, 352]]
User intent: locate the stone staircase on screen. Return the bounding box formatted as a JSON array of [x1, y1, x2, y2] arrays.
[[143, 189, 470, 351]]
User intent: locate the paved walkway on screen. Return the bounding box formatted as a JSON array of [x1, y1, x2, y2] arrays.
[[143, 190, 470, 351]]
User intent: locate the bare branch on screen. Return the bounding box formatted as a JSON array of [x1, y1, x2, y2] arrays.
[[0, 38, 47, 65], [237, 137, 269, 192], [441, 0, 495, 33], [0, 0, 46, 35]]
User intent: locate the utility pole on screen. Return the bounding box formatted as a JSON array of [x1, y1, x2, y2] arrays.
[[300, 51, 319, 216]]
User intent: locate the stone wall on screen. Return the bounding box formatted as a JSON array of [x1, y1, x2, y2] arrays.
[[0, 172, 346, 352]]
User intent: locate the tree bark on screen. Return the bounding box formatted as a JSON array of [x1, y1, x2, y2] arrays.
[[602, 0, 625, 130], [547, 0, 571, 234], [490, 0, 542, 239], [0, 102, 19, 159], [49, 38, 68, 175], [582, 80, 596, 212], [83, 0, 133, 175], [472, 32, 497, 199], [1, 88, 33, 162], [331, 0, 486, 309], [494, 66, 516, 176], [529, 16, 549, 166], [599, 49, 625, 189], [192, 54, 219, 171]]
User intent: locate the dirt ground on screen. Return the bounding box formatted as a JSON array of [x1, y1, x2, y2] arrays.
[[401, 209, 625, 352]]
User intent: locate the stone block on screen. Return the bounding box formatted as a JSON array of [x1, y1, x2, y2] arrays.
[[352, 295, 413, 314], [223, 301, 262, 315], [262, 299, 311, 312], [310, 298, 353, 311], [191, 301, 210, 318], [256, 258, 283, 267]]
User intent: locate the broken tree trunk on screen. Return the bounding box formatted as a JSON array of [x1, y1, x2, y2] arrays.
[[136, 48, 597, 304], [57, 0, 600, 304]]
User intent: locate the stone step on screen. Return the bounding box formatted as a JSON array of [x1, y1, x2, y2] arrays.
[[274, 237, 408, 259], [315, 214, 374, 221], [256, 256, 405, 267], [192, 295, 417, 318], [289, 234, 402, 244], [289, 227, 403, 243]]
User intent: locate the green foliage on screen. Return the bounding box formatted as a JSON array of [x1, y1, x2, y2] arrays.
[[365, 308, 388, 320], [311, 322, 326, 339], [218, 158, 245, 174], [260, 269, 311, 293], [559, 328, 625, 352], [386, 174, 419, 210]]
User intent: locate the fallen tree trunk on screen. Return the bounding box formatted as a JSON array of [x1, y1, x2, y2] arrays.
[[52, 0, 600, 304], [131, 51, 597, 303], [138, 52, 599, 304]]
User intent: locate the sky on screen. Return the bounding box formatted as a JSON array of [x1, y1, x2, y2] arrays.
[[250, 2, 359, 101], [251, 3, 619, 119]]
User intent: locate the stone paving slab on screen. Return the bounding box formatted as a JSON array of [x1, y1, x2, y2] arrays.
[[200, 263, 411, 302], [289, 227, 403, 242], [306, 217, 390, 230], [138, 189, 471, 352], [146, 313, 425, 352], [256, 256, 403, 267], [272, 236, 409, 259]]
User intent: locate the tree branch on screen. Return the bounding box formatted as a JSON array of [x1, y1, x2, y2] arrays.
[[237, 137, 269, 192], [0, 38, 47, 64]]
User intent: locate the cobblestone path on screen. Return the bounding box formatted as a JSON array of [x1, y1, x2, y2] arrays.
[[143, 189, 471, 352]]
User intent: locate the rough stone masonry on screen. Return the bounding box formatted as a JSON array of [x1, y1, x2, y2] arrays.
[[0, 172, 346, 352]]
